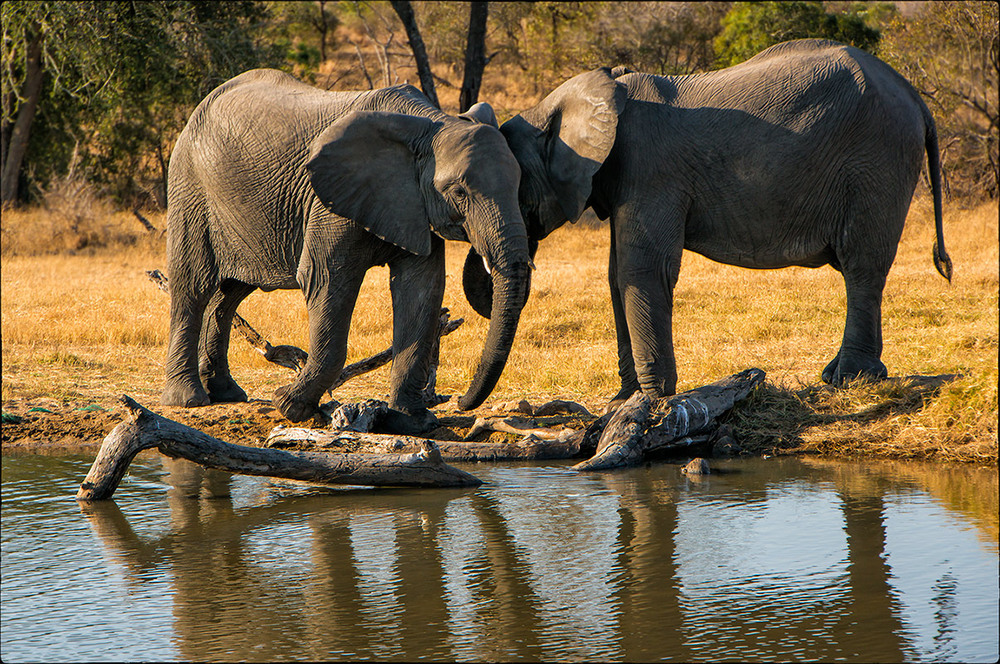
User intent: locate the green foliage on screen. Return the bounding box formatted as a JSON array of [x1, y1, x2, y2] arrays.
[[880, 1, 998, 200], [2, 1, 283, 207], [2, 0, 996, 208], [489, 2, 605, 91], [714, 1, 881, 68], [414, 1, 470, 73], [589, 2, 729, 75], [265, 1, 339, 81]]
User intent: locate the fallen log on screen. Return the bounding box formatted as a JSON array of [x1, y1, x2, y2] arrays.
[[645, 368, 765, 453], [77, 396, 481, 501], [573, 391, 651, 471], [491, 398, 594, 418], [464, 415, 577, 442], [573, 368, 765, 471], [265, 426, 585, 461], [132, 209, 158, 233]]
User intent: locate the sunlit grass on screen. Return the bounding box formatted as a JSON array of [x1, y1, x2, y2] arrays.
[[1, 199, 996, 462]]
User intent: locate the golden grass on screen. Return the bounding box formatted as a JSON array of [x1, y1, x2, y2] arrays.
[[1, 199, 997, 463]]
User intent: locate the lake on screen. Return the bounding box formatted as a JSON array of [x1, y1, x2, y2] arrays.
[[2, 452, 997, 662]]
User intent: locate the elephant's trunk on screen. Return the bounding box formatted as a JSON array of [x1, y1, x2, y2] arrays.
[[457, 261, 530, 411]]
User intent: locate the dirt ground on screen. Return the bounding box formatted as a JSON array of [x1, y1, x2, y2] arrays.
[[0, 394, 597, 457]]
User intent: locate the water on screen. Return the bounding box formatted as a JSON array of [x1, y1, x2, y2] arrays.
[[2, 453, 997, 662]]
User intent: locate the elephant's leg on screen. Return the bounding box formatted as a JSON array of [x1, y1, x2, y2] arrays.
[[823, 199, 905, 385], [383, 238, 446, 434], [273, 270, 364, 422], [162, 287, 212, 408], [824, 267, 889, 385], [198, 278, 257, 403], [616, 210, 685, 399], [608, 224, 640, 409]]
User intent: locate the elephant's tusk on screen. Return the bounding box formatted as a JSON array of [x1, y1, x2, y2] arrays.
[[528, 256, 536, 270], [481, 256, 492, 275]]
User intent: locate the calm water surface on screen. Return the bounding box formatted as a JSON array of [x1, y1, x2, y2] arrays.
[[2, 453, 997, 662]]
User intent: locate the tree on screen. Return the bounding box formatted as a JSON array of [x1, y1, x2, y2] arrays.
[[713, 1, 880, 68], [266, 1, 341, 80], [458, 1, 488, 112], [390, 0, 439, 106], [1, 1, 280, 209], [2, 2, 101, 207], [881, 1, 998, 199], [391, 1, 490, 112], [590, 2, 730, 76]]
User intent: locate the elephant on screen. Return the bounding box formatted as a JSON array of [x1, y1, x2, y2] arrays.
[[161, 68, 531, 432], [464, 39, 952, 406]]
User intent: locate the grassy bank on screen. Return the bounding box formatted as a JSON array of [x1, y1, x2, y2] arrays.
[[1, 199, 996, 463]]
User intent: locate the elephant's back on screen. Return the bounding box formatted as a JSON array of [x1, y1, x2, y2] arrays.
[[609, 41, 929, 269], [180, 70, 356, 154], [168, 71, 359, 288], [621, 40, 924, 135]]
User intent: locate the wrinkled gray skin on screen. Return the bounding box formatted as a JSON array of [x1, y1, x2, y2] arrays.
[[467, 39, 952, 405], [162, 69, 530, 431]]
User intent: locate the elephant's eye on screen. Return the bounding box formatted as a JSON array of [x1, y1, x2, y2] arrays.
[[448, 185, 468, 221]]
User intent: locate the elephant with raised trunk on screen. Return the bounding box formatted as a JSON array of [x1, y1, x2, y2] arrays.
[[162, 69, 531, 431], [465, 39, 952, 406]]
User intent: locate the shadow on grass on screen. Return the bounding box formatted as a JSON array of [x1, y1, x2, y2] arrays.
[[723, 374, 962, 456]]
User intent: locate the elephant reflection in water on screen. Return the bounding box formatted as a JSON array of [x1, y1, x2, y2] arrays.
[[80, 458, 913, 661]]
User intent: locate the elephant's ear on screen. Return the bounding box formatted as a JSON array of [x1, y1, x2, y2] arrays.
[[308, 111, 439, 256], [504, 68, 625, 229], [458, 102, 499, 128]]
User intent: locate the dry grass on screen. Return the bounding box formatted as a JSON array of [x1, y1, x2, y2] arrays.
[[1, 199, 996, 463]]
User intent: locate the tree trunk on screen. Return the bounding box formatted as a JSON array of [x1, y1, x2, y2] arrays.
[[1, 31, 43, 208], [77, 396, 481, 501], [459, 1, 489, 113], [316, 0, 330, 63], [390, 0, 439, 108], [266, 425, 586, 461], [573, 368, 766, 471]]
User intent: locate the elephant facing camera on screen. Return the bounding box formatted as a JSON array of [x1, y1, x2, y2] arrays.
[[160, 69, 531, 429]]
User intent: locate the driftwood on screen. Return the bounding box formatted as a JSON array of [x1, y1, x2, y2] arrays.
[[492, 398, 594, 418], [77, 396, 481, 501], [464, 416, 577, 442], [265, 426, 585, 461], [265, 369, 762, 469], [132, 209, 158, 233], [146, 269, 462, 401], [270, 397, 588, 460], [573, 368, 765, 471]]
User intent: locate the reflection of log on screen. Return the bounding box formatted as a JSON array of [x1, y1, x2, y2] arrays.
[[265, 426, 585, 461], [146, 269, 461, 401], [574, 368, 765, 471], [77, 396, 481, 501]]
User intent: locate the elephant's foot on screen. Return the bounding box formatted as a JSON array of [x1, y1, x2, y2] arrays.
[[822, 352, 888, 386], [273, 384, 319, 422], [377, 407, 439, 435], [204, 373, 248, 404], [161, 380, 210, 408], [605, 385, 640, 414]]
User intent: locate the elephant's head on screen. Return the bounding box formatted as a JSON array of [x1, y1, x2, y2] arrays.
[[461, 68, 626, 319], [306, 103, 530, 411]]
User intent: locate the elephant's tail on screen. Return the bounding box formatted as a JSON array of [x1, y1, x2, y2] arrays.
[[925, 114, 953, 282]]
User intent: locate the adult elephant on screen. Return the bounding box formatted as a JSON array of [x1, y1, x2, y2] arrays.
[[465, 39, 952, 406], [162, 69, 530, 431]]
